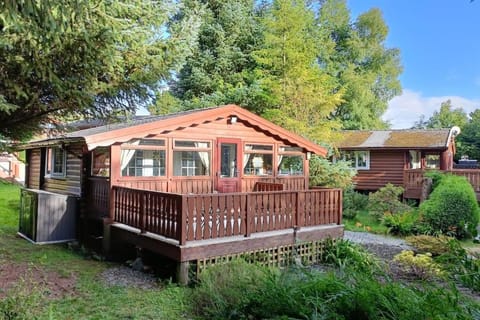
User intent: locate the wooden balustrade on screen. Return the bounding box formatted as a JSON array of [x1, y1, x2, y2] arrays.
[[86, 177, 110, 218], [403, 169, 480, 199], [112, 186, 342, 245], [253, 181, 284, 192]]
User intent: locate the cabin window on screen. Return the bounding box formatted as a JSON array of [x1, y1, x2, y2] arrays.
[[173, 140, 211, 176], [243, 144, 273, 176], [343, 151, 370, 170], [45, 147, 66, 178], [425, 154, 440, 169], [409, 150, 421, 169], [278, 146, 304, 176], [92, 147, 110, 177], [120, 139, 166, 177]]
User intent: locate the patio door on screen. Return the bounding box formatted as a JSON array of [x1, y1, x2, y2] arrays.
[[216, 138, 241, 193]]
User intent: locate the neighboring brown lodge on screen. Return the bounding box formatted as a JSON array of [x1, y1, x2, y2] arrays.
[[18, 105, 343, 282], [335, 127, 480, 200]]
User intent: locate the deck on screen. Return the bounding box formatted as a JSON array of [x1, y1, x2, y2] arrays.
[[404, 169, 480, 200], [104, 186, 343, 265]]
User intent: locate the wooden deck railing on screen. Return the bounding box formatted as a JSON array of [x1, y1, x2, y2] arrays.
[[404, 169, 480, 197], [86, 177, 110, 218], [112, 186, 342, 245], [253, 181, 284, 192]]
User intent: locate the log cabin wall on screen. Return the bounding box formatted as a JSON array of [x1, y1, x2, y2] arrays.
[[353, 150, 405, 191], [26, 148, 42, 189], [110, 117, 309, 193]]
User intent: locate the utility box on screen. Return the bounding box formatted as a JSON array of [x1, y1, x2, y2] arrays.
[[19, 188, 78, 244]]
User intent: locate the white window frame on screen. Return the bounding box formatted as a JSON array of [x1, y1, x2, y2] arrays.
[[45, 147, 66, 178], [120, 139, 166, 177], [343, 150, 370, 170], [172, 140, 211, 177]]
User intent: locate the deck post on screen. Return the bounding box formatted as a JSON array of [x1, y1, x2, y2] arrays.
[[245, 194, 251, 237], [177, 261, 190, 285], [103, 186, 116, 256], [296, 192, 304, 228], [179, 195, 187, 245], [337, 189, 343, 225]]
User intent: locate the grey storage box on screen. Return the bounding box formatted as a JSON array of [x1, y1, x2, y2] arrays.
[[19, 188, 78, 244]]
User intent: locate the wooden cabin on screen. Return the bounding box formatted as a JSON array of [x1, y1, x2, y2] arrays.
[[335, 128, 461, 199], [19, 105, 343, 282]]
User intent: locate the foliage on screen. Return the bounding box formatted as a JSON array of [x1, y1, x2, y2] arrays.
[[393, 250, 445, 280], [0, 0, 201, 140], [190, 259, 268, 319], [382, 210, 422, 236], [309, 155, 356, 189], [319, 238, 381, 275], [367, 183, 411, 221], [342, 187, 368, 219], [254, 0, 343, 142], [164, 0, 267, 114], [419, 174, 480, 239], [343, 210, 389, 234], [456, 109, 480, 161], [318, 0, 402, 129], [413, 100, 468, 130], [191, 260, 479, 320], [405, 235, 456, 256]]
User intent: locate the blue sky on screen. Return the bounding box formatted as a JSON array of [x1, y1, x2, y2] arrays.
[[348, 0, 480, 128]]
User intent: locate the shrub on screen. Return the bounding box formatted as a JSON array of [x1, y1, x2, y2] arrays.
[[419, 174, 480, 239], [309, 155, 356, 189], [405, 235, 455, 256], [382, 210, 421, 236], [393, 250, 445, 280], [190, 259, 268, 319], [368, 183, 411, 220], [319, 239, 381, 275], [343, 187, 368, 220]]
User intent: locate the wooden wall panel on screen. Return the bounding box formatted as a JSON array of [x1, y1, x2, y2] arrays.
[[43, 144, 83, 196], [28, 149, 41, 189], [353, 150, 405, 191]]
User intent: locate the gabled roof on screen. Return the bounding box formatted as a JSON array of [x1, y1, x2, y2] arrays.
[[335, 128, 459, 150], [22, 105, 327, 156]]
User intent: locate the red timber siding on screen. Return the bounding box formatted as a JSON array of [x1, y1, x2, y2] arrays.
[[27, 148, 42, 189], [43, 144, 83, 196], [110, 117, 310, 194], [354, 150, 405, 191]]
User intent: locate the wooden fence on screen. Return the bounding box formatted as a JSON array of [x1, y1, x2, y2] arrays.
[[112, 186, 342, 245]]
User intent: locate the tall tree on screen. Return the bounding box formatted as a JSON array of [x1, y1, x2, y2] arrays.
[[425, 100, 468, 129], [0, 0, 201, 140], [317, 0, 402, 129], [254, 0, 342, 142], [457, 109, 480, 161], [154, 0, 266, 114]]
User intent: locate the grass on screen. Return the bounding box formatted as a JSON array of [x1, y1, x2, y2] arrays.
[[0, 180, 191, 319], [343, 210, 389, 234]]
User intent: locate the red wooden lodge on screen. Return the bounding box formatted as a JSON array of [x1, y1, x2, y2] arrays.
[[18, 105, 343, 282]]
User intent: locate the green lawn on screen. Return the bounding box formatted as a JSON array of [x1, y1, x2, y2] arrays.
[[343, 210, 389, 234], [0, 180, 191, 319]]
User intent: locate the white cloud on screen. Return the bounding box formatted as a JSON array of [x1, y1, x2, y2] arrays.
[[383, 89, 480, 129]]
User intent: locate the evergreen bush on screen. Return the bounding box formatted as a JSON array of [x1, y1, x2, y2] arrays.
[[368, 183, 411, 221], [309, 155, 356, 189], [419, 174, 480, 239], [343, 187, 368, 220]]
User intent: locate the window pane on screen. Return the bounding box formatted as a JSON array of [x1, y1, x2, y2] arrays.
[[121, 149, 165, 177], [139, 139, 165, 146], [279, 146, 302, 153], [356, 151, 368, 168], [173, 151, 210, 176], [245, 144, 272, 151], [278, 155, 303, 175], [92, 147, 110, 177], [175, 140, 210, 148], [426, 154, 440, 169], [243, 153, 273, 176], [409, 150, 421, 169]]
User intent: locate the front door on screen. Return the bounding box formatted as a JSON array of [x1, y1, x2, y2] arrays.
[[217, 139, 241, 193]]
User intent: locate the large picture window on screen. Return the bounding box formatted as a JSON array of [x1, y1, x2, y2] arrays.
[[45, 147, 66, 177], [278, 146, 304, 176], [343, 151, 370, 170], [425, 153, 440, 169], [121, 139, 166, 177], [243, 144, 273, 176], [173, 140, 211, 176]]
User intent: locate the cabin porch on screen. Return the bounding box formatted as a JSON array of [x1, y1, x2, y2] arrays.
[[403, 169, 480, 200], [85, 183, 343, 283]]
